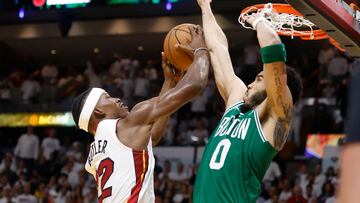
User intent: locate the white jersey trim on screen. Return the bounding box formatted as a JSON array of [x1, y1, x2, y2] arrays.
[[223, 100, 244, 117], [254, 110, 267, 142]]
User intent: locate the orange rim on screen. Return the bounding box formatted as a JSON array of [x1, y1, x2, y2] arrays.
[[241, 4, 304, 16], [240, 3, 345, 51]]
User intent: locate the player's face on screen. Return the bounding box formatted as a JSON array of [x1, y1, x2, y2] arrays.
[[96, 92, 129, 119], [243, 72, 267, 108]]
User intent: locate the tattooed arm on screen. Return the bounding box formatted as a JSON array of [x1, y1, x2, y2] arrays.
[[247, 15, 293, 151]]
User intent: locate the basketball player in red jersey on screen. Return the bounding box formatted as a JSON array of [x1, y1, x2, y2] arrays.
[[71, 26, 209, 203]]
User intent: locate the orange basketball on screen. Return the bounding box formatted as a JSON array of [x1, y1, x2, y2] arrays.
[[163, 23, 195, 71]]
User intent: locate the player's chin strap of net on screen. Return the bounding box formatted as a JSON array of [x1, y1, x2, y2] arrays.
[[238, 3, 316, 39], [79, 88, 105, 132]]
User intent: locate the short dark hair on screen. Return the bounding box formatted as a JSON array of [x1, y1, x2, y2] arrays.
[[71, 88, 92, 129], [286, 66, 303, 104]]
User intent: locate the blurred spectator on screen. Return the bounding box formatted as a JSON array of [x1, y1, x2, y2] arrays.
[[41, 64, 58, 84], [0, 78, 11, 103], [263, 161, 282, 190], [0, 152, 16, 172], [0, 186, 15, 203], [318, 43, 336, 80], [84, 60, 101, 88], [190, 92, 208, 118], [66, 142, 83, 161], [115, 70, 134, 107], [188, 119, 209, 145], [265, 186, 278, 203], [20, 74, 40, 103], [279, 179, 292, 202], [318, 181, 335, 203], [134, 69, 150, 103], [162, 116, 177, 146], [16, 160, 28, 177], [144, 59, 159, 95], [159, 160, 171, 181], [172, 183, 191, 203], [327, 51, 348, 84], [169, 162, 190, 183], [0, 157, 17, 186], [41, 128, 61, 160], [109, 53, 125, 78], [14, 126, 39, 171], [17, 183, 37, 203], [287, 185, 306, 203], [313, 164, 326, 197]]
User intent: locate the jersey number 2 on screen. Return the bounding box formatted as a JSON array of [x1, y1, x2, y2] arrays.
[[97, 158, 114, 203], [209, 139, 231, 170]]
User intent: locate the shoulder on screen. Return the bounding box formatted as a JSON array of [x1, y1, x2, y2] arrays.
[[224, 100, 244, 115], [124, 98, 158, 125]]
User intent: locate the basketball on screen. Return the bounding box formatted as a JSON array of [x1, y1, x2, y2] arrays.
[[163, 23, 196, 71]]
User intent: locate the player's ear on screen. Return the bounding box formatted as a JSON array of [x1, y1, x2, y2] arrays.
[[93, 107, 106, 119]]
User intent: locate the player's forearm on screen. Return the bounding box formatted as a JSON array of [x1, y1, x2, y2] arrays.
[[151, 79, 174, 145], [178, 51, 210, 94], [159, 79, 175, 96], [200, 3, 228, 49], [255, 21, 282, 48]]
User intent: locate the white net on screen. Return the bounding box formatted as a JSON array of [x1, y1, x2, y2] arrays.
[[238, 3, 318, 39]]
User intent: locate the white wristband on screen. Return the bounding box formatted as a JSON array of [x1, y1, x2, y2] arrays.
[[194, 47, 208, 55], [251, 17, 266, 30]]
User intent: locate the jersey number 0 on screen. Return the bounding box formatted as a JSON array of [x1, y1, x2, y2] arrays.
[[209, 139, 231, 170]]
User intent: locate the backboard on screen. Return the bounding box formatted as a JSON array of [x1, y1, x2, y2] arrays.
[[287, 0, 360, 57]]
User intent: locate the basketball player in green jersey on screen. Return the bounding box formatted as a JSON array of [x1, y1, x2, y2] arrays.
[[191, 1, 303, 202]]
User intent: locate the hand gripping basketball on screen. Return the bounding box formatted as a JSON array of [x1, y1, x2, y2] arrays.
[[161, 52, 184, 84], [175, 25, 208, 56]]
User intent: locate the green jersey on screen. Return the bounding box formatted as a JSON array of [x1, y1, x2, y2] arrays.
[[193, 101, 278, 203]]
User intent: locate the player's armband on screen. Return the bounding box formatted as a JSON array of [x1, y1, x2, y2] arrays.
[[260, 43, 287, 64]]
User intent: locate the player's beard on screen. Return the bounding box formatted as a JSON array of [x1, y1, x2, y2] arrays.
[[241, 90, 267, 113]]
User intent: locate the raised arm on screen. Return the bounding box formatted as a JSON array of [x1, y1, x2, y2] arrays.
[[128, 26, 210, 125], [246, 15, 293, 150], [197, 0, 247, 108], [151, 53, 183, 145]]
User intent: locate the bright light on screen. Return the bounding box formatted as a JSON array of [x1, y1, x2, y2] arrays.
[[18, 8, 25, 19], [47, 0, 91, 5], [93, 48, 99, 53], [166, 2, 172, 11], [51, 50, 57, 55], [33, 0, 46, 7]]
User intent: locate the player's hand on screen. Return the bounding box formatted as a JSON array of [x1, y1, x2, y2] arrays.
[[175, 25, 207, 56], [197, 0, 211, 7], [244, 13, 266, 29], [161, 52, 184, 84]]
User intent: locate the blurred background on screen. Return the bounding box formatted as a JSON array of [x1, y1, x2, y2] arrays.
[[0, 0, 358, 202]]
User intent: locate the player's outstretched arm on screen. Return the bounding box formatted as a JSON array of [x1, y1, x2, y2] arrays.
[[247, 15, 293, 151], [198, 0, 247, 108], [127, 26, 210, 125], [151, 53, 183, 145]]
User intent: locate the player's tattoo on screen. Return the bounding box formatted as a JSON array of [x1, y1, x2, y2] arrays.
[[274, 114, 290, 150], [272, 64, 292, 150]]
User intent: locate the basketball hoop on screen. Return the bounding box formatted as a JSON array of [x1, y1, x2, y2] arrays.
[[239, 3, 345, 52]]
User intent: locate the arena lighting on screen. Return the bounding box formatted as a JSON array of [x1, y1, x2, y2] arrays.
[[33, 0, 46, 7], [47, 0, 91, 5], [166, 1, 172, 11], [18, 8, 25, 19], [0, 112, 75, 127]]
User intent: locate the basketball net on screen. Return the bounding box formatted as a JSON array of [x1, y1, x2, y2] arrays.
[[238, 3, 345, 51]]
